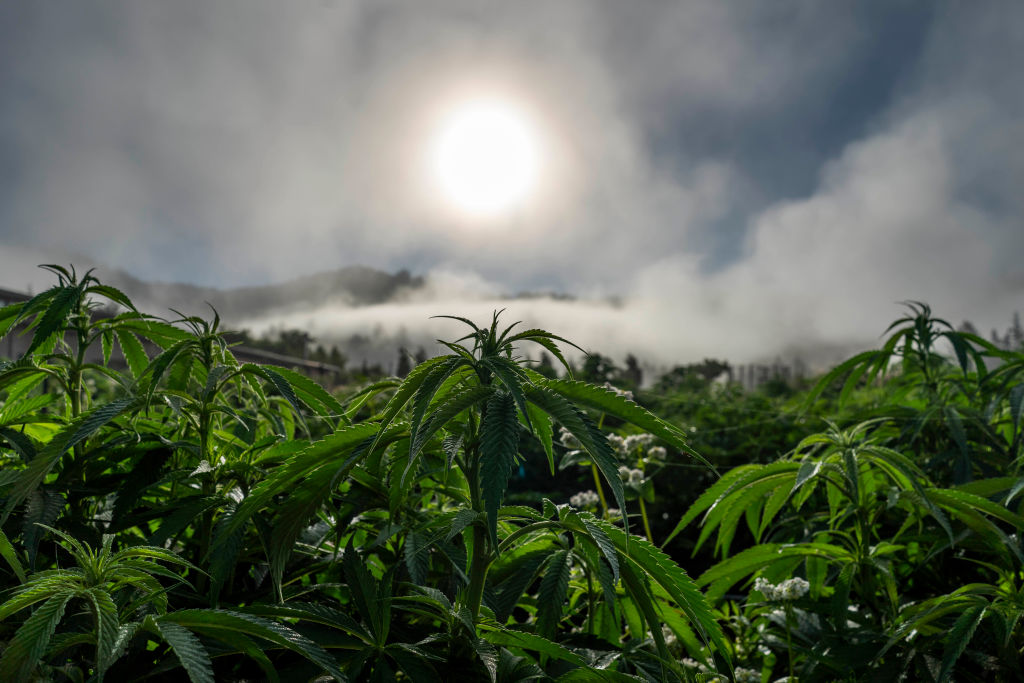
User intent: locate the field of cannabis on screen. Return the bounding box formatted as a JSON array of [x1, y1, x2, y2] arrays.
[[0, 266, 1022, 682]]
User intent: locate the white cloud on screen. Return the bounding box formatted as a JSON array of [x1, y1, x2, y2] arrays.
[[1, 1, 1022, 368]]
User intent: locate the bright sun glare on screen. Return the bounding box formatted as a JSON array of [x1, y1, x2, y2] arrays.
[[430, 99, 541, 218]]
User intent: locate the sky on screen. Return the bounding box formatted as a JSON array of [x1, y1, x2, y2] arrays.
[[1, 1, 1022, 366]]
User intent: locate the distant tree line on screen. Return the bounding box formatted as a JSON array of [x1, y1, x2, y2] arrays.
[[229, 327, 814, 395], [976, 311, 1024, 351]]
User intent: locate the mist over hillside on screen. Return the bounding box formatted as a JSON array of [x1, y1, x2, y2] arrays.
[[5, 243, 1021, 381], [106, 266, 425, 320]]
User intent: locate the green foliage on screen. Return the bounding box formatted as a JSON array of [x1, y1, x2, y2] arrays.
[[664, 302, 1024, 680], [0, 271, 731, 680], [3, 270, 1021, 680]]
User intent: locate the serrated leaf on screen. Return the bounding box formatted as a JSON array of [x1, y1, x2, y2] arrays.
[[159, 609, 344, 681], [4, 397, 139, 520], [256, 366, 307, 426], [802, 349, 886, 408], [145, 496, 220, 548], [1010, 384, 1024, 433], [481, 390, 521, 549], [573, 513, 729, 661], [506, 328, 583, 376], [203, 630, 279, 682], [0, 577, 75, 622], [481, 628, 587, 667], [86, 284, 137, 311], [167, 352, 195, 393], [23, 491, 66, 567], [237, 603, 371, 643], [86, 587, 119, 674], [404, 531, 430, 586], [118, 318, 190, 348], [143, 339, 193, 400], [590, 541, 620, 624], [542, 379, 715, 472], [491, 549, 548, 622], [524, 385, 629, 538], [446, 508, 480, 542], [664, 462, 800, 548], [1, 372, 46, 405], [619, 559, 671, 668], [0, 426, 39, 464], [0, 302, 23, 339], [708, 475, 789, 558], [474, 638, 500, 683], [0, 528, 26, 583], [522, 402, 554, 475], [407, 357, 466, 460], [580, 514, 619, 583], [480, 356, 532, 430], [208, 502, 245, 606], [264, 364, 343, 418], [757, 484, 792, 542], [221, 422, 377, 541], [106, 621, 142, 672], [943, 406, 970, 482], [388, 644, 442, 681], [926, 487, 1024, 530], [536, 549, 571, 639], [101, 329, 113, 366], [442, 434, 463, 475], [154, 620, 215, 683], [0, 590, 73, 681], [830, 562, 856, 631], [367, 355, 449, 455], [410, 384, 493, 462], [343, 545, 383, 641], [22, 286, 78, 357], [114, 330, 149, 380], [939, 604, 986, 681]]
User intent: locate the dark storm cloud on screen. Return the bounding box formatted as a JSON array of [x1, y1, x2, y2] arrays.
[[1, 1, 1021, 363]]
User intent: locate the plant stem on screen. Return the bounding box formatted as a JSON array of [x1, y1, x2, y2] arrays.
[[465, 523, 488, 625], [196, 407, 213, 597], [591, 464, 609, 517], [586, 568, 595, 634], [465, 436, 490, 624], [784, 604, 794, 680], [639, 498, 654, 543]]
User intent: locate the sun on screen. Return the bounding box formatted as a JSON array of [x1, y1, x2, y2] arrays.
[[429, 98, 542, 218]]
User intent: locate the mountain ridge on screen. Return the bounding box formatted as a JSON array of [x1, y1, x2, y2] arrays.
[[106, 265, 425, 320]]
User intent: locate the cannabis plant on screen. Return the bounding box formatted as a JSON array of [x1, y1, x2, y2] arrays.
[[219, 312, 729, 679], [672, 303, 1024, 680]]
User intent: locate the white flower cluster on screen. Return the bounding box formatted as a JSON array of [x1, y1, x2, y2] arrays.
[[607, 434, 627, 455], [681, 658, 710, 672], [754, 576, 810, 601], [657, 625, 687, 657], [624, 433, 654, 451], [647, 445, 667, 460], [603, 381, 634, 401], [559, 426, 581, 449], [734, 667, 761, 683], [569, 490, 600, 509], [607, 432, 667, 465], [617, 466, 645, 485]]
